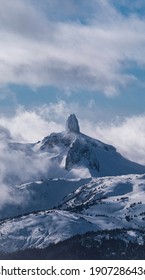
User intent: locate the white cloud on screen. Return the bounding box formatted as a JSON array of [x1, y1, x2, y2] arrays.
[[0, 0, 49, 38], [0, 0, 145, 95], [0, 182, 15, 209], [81, 115, 145, 165], [0, 107, 63, 142], [0, 137, 51, 208], [0, 100, 86, 142]]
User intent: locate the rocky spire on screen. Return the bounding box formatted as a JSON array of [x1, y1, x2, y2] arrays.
[[66, 114, 80, 133]]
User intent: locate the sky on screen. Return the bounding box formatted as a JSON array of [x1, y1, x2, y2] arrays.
[[0, 0, 145, 166]]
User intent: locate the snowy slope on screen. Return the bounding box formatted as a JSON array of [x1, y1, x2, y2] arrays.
[[0, 210, 99, 254], [0, 174, 145, 253], [61, 174, 145, 229], [0, 178, 90, 220]]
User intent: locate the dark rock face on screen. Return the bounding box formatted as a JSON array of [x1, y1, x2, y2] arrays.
[[66, 114, 80, 134], [65, 138, 100, 174]]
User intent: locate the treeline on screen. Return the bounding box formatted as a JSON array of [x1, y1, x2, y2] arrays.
[[0, 229, 145, 260]]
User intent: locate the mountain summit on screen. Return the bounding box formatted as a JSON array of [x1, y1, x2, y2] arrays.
[[37, 114, 145, 178], [66, 114, 80, 133]]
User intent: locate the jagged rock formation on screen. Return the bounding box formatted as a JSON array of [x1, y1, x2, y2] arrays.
[[66, 114, 80, 134], [37, 114, 145, 177]]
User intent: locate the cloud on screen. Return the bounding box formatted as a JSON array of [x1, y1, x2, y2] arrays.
[[0, 100, 84, 142], [0, 0, 49, 38], [0, 104, 59, 207], [0, 107, 63, 142], [0, 182, 15, 209], [81, 115, 145, 165], [0, 0, 145, 96], [0, 138, 50, 208]]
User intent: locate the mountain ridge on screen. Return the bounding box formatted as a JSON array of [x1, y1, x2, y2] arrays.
[[1, 114, 145, 258]]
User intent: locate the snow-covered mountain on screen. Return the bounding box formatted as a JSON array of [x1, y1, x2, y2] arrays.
[[1, 174, 145, 254], [1, 114, 145, 258], [34, 114, 145, 177]]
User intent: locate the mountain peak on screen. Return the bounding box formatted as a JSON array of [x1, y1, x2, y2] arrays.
[[66, 114, 80, 133]]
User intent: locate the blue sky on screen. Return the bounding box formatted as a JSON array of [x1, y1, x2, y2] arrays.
[[0, 0, 145, 164], [0, 0, 145, 118]]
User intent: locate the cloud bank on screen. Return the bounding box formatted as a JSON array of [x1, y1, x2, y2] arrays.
[[88, 115, 145, 165], [0, 0, 145, 96]]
